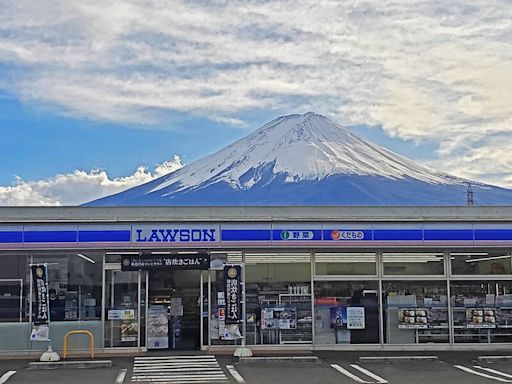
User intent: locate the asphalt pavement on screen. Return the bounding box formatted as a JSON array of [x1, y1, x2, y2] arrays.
[[1, 352, 512, 384]]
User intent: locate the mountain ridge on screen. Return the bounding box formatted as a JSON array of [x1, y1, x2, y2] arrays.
[[87, 112, 512, 206]]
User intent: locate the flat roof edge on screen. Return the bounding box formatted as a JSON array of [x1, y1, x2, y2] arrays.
[[0, 206, 511, 223]]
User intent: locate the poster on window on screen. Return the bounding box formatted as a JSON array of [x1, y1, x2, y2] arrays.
[[347, 307, 365, 329], [261, 307, 297, 329], [224, 265, 241, 324], [147, 305, 169, 349], [397, 308, 428, 329], [466, 308, 496, 328]]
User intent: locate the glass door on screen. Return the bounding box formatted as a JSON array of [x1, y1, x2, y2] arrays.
[[104, 269, 143, 348]]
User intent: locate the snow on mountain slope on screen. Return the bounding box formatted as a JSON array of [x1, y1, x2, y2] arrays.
[[87, 112, 512, 206], [150, 112, 458, 195]]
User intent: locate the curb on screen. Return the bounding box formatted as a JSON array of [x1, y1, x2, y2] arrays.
[[28, 360, 113, 370], [239, 356, 319, 364], [359, 356, 438, 363], [478, 356, 512, 362]]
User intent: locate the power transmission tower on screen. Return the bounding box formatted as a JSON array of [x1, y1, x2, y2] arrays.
[[466, 182, 474, 205]]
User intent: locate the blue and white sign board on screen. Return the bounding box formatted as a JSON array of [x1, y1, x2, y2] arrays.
[[0, 222, 511, 249]]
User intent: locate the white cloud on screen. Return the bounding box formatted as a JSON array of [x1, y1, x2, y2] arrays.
[[0, 0, 511, 187], [0, 155, 183, 206]]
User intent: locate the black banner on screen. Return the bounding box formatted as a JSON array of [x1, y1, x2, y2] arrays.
[[224, 265, 241, 324], [31, 265, 49, 325], [121, 254, 210, 271]]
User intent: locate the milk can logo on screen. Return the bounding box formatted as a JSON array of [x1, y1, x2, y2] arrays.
[[280, 231, 290, 240]]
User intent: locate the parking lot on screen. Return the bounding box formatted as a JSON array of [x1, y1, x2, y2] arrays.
[[2, 352, 512, 384]]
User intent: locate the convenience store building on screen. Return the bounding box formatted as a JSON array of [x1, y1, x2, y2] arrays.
[[1, 205, 512, 354]]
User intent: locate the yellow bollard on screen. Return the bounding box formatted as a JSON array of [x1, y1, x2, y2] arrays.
[[63, 330, 94, 359]]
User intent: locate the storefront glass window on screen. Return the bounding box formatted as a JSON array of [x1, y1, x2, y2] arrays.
[[314, 281, 379, 344], [32, 253, 103, 322], [314, 253, 376, 275], [383, 253, 444, 275], [383, 280, 449, 344], [451, 280, 512, 343], [451, 252, 512, 275], [245, 252, 312, 345], [30, 252, 104, 352], [0, 254, 30, 323], [0, 253, 30, 352]]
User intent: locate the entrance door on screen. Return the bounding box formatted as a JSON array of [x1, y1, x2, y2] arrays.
[[148, 270, 201, 350], [104, 269, 145, 348]]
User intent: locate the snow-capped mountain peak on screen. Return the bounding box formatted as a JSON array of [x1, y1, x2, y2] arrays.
[[87, 112, 512, 206], [149, 112, 455, 195]]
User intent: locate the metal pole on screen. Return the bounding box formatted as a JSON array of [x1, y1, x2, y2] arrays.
[[208, 270, 212, 348], [200, 271, 204, 349], [241, 255, 246, 348], [101, 253, 106, 349]]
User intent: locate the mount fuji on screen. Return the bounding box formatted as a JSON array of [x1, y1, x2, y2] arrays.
[[87, 112, 512, 206]]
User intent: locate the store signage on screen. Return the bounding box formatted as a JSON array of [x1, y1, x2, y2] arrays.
[[347, 307, 365, 329], [280, 230, 314, 240], [121, 254, 210, 271], [331, 230, 365, 240], [224, 265, 241, 324], [31, 264, 50, 325], [134, 227, 217, 243]]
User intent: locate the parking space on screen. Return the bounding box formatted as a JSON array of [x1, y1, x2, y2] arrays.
[[2, 353, 512, 384]]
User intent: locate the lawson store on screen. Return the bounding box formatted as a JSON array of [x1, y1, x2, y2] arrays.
[[1, 205, 512, 354]]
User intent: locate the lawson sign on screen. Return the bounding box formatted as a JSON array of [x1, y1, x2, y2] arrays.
[[133, 225, 219, 243]]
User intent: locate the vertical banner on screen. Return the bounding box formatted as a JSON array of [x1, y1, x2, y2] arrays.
[[31, 264, 50, 341], [224, 265, 241, 324]]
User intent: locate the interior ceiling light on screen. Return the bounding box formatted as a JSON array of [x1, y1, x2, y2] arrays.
[[76, 253, 95, 264], [465, 255, 511, 263]]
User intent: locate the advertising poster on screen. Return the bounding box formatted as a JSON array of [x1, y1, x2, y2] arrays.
[[397, 308, 428, 329], [31, 264, 50, 341], [261, 307, 297, 329], [330, 306, 347, 329], [224, 266, 241, 324], [147, 305, 169, 349], [466, 308, 497, 328], [347, 307, 365, 329]]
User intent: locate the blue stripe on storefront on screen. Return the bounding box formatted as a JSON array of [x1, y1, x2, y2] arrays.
[[424, 229, 474, 241], [24, 231, 77, 243], [78, 230, 131, 242], [0, 231, 23, 243], [373, 229, 423, 241], [474, 229, 512, 241], [221, 230, 271, 241]]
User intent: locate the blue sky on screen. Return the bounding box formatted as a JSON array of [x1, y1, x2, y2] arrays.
[[0, 1, 510, 205]]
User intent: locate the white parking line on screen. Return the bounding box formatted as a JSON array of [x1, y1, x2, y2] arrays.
[[0, 371, 16, 384], [226, 365, 246, 384], [115, 368, 127, 384], [454, 365, 512, 382], [475, 366, 512, 380], [331, 364, 372, 383], [351, 364, 389, 383]]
